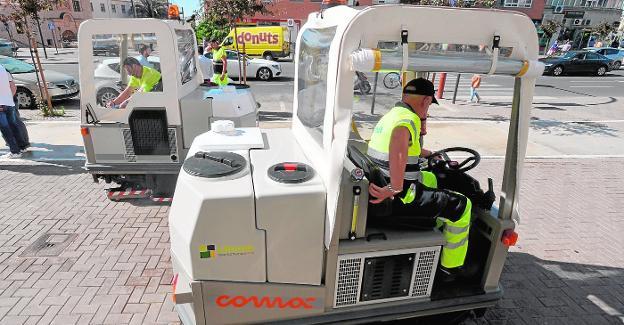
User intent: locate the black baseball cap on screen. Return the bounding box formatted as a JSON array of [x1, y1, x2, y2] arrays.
[[403, 78, 438, 104]]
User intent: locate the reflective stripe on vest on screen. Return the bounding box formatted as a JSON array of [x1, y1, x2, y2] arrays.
[[367, 103, 422, 162], [440, 198, 472, 269]]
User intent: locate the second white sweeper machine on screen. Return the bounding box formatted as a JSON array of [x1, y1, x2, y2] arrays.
[[168, 4, 543, 325], [78, 18, 259, 198]]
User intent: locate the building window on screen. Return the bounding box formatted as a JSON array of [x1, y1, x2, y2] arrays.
[[503, 0, 532, 7], [90, 2, 93, 10], [121, 4, 126, 13], [73, 0, 81, 11], [100, 3, 105, 11], [111, 4, 116, 12]]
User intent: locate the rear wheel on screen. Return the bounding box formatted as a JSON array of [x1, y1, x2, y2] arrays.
[[15, 88, 36, 109], [97, 88, 120, 106], [613, 61, 621, 70], [263, 52, 274, 61], [596, 65, 607, 76], [256, 67, 273, 81], [552, 65, 564, 76]]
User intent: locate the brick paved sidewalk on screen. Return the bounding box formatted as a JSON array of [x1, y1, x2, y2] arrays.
[[0, 159, 622, 324]]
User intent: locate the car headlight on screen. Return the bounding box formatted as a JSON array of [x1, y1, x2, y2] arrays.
[[544, 63, 552, 67], [46, 82, 56, 88]]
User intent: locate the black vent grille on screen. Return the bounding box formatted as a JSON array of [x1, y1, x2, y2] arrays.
[[360, 253, 415, 302], [129, 110, 170, 156]]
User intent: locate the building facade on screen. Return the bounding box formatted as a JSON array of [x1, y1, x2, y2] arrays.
[[90, 0, 134, 18], [0, 0, 92, 46], [543, 0, 623, 47], [495, 0, 546, 22]]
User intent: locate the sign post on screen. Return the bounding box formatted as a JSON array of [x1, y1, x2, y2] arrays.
[[48, 21, 58, 55]]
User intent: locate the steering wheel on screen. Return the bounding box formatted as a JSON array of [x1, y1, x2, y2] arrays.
[[428, 147, 481, 173]]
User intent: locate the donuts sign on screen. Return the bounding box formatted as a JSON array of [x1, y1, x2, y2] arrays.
[[236, 32, 280, 45]]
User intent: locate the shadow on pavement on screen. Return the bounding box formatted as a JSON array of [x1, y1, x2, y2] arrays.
[[0, 160, 84, 176], [376, 252, 624, 325], [530, 119, 619, 137], [1, 142, 85, 161]]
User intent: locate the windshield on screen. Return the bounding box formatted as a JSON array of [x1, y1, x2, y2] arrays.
[[0, 57, 35, 73]]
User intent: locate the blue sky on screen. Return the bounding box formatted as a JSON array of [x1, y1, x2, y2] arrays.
[[173, 0, 201, 16]]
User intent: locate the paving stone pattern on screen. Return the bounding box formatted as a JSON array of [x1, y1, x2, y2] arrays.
[[0, 159, 622, 324]]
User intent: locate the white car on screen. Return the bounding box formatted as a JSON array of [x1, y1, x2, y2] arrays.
[[93, 57, 162, 105], [205, 50, 281, 81]]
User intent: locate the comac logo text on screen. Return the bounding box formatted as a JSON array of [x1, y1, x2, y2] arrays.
[[215, 295, 319, 309]]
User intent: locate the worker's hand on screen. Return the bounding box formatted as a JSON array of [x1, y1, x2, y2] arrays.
[[369, 183, 396, 204], [220, 74, 226, 82]]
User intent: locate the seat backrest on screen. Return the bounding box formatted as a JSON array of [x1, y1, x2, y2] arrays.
[[347, 144, 392, 217]]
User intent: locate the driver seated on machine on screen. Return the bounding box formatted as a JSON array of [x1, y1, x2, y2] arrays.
[[367, 78, 475, 282], [106, 57, 162, 109]]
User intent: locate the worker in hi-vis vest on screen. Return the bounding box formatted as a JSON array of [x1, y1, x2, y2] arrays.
[[209, 37, 228, 87], [367, 78, 472, 282]]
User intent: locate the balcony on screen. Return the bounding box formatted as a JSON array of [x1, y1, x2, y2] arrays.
[[546, 0, 624, 10]]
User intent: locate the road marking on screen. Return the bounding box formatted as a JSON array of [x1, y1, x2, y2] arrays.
[[569, 80, 623, 82], [569, 85, 612, 88]]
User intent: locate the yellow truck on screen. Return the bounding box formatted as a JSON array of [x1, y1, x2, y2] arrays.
[[224, 26, 291, 60]]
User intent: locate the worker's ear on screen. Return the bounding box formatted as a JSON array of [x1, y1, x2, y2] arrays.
[[423, 96, 432, 107]]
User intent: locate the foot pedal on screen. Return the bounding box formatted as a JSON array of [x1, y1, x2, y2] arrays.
[[107, 189, 152, 201]]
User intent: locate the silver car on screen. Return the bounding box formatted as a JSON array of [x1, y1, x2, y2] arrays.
[[0, 56, 79, 109]]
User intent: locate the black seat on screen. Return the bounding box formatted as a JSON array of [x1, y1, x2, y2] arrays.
[[347, 144, 436, 231]]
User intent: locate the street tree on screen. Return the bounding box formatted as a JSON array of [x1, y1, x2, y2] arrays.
[[133, 0, 168, 18], [592, 21, 614, 41], [194, 16, 229, 46], [4, 0, 59, 115], [203, 0, 272, 83]]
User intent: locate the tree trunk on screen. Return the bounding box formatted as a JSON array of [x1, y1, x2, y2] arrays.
[[233, 24, 243, 84]]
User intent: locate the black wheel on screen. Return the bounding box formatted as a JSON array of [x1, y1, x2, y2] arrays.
[[596, 65, 607, 76], [383, 72, 401, 89], [256, 67, 273, 81], [263, 52, 274, 61], [97, 88, 120, 106], [552, 65, 564, 76], [15, 87, 36, 109], [613, 61, 621, 70]]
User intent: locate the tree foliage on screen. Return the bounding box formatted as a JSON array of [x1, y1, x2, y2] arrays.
[[203, 0, 272, 27], [540, 19, 562, 39], [4, 0, 61, 28], [133, 0, 168, 18], [592, 21, 614, 38], [194, 17, 229, 45]]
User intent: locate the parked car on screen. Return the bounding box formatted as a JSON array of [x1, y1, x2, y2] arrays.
[[539, 51, 614, 76], [93, 57, 161, 105], [205, 50, 281, 81], [0, 56, 79, 109], [93, 43, 120, 56], [0, 39, 15, 57], [583, 47, 624, 69]]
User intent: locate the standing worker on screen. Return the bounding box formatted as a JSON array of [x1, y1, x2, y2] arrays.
[[367, 78, 473, 281], [209, 38, 228, 87], [0, 65, 28, 159], [470, 74, 481, 103], [135, 44, 154, 69]]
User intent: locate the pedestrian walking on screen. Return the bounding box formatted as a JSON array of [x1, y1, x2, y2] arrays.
[[470, 74, 481, 103], [547, 40, 558, 56], [561, 41, 572, 53], [0, 65, 28, 159]]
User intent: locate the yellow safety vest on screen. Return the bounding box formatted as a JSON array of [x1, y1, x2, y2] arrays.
[[368, 102, 422, 165]]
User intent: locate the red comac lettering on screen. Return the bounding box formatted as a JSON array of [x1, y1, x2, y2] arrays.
[[216, 295, 230, 307], [216, 295, 318, 309]]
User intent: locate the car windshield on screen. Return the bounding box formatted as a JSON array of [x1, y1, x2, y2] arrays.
[[0, 57, 36, 73]]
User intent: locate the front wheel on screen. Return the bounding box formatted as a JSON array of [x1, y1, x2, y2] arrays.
[[97, 88, 120, 106], [383, 72, 401, 89], [15, 88, 36, 109], [552, 65, 564, 76], [596, 65, 607, 76], [256, 67, 273, 81]]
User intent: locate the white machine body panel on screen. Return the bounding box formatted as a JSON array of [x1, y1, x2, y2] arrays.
[[251, 129, 326, 285], [169, 129, 267, 283], [207, 87, 258, 119]]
